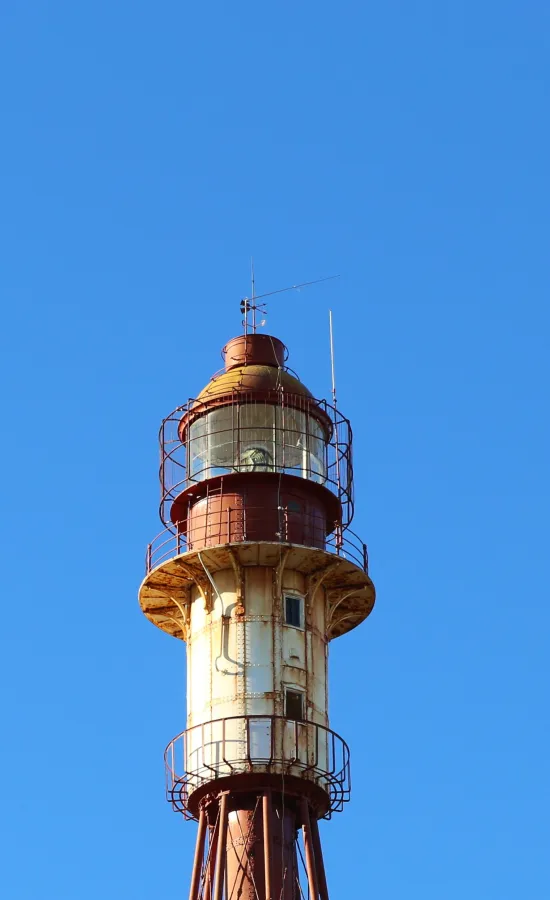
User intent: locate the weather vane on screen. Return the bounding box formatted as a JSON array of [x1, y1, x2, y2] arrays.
[[240, 266, 340, 336]]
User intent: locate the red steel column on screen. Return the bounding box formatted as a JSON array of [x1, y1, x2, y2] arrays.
[[263, 790, 274, 900], [204, 822, 218, 900], [311, 815, 330, 900], [213, 793, 229, 900], [300, 798, 319, 900], [224, 796, 297, 900], [189, 808, 207, 900], [226, 806, 265, 900]]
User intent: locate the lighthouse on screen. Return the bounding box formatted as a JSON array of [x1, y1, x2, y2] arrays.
[[138, 314, 375, 899]]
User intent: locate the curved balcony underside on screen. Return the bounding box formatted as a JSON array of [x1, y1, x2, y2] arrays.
[[138, 539, 375, 642]]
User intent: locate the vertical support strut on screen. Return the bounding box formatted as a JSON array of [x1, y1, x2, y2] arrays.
[[300, 798, 319, 900], [204, 822, 218, 900], [213, 793, 229, 900], [189, 808, 207, 900], [311, 815, 329, 900], [263, 790, 274, 900]]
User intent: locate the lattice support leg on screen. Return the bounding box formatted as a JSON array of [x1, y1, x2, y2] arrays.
[[263, 789, 274, 900], [189, 808, 207, 900], [213, 793, 229, 900], [300, 798, 320, 900], [203, 819, 218, 900], [311, 815, 330, 900]]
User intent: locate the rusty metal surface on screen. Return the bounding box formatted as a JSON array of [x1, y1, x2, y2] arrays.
[[180, 558, 328, 743], [225, 800, 296, 900], [190, 788, 312, 900], [191, 771, 332, 824], [176, 785, 335, 898], [222, 334, 287, 371], [195, 365, 312, 404], [176, 473, 336, 550], [165, 714, 351, 820]]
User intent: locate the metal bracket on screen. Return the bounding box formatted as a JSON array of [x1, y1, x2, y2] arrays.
[[174, 558, 214, 613], [273, 547, 292, 601], [227, 547, 245, 617], [167, 592, 191, 641], [305, 561, 342, 619], [326, 587, 366, 639]]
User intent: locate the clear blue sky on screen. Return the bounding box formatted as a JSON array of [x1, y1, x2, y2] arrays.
[[1, 2, 548, 897]]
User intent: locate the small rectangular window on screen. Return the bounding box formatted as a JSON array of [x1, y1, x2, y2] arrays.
[[285, 689, 305, 721], [284, 594, 303, 628]]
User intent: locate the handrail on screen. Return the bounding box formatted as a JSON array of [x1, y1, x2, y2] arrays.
[[164, 714, 351, 820], [144, 509, 369, 575]]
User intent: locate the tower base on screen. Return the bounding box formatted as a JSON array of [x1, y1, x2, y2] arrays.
[[188, 786, 329, 900]]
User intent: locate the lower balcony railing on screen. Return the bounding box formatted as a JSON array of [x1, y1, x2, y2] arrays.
[[145, 507, 369, 574], [165, 714, 351, 819]]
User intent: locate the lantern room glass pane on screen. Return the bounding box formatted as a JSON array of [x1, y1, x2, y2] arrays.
[[206, 407, 234, 475], [189, 415, 208, 478], [186, 402, 327, 484], [308, 418, 325, 483], [238, 404, 276, 472], [277, 407, 304, 474]]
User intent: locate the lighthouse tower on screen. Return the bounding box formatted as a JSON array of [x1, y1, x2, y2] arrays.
[[139, 312, 375, 900]]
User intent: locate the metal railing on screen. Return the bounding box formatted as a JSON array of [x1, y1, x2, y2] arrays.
[[145, 507, 369, 574], [165, 715, 351, 819]]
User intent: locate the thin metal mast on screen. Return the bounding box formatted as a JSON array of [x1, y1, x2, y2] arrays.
[[329, 309, 337, 408], [329, 309, 343, 549], [251, 257, 256, 333]]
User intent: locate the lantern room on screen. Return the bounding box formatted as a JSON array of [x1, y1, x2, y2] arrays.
[[159, 333, 354, 552]]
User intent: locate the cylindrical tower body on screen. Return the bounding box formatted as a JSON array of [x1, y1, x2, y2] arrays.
[[139, 331, 375, 898]]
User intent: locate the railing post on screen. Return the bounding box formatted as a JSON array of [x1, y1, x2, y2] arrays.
[[363, 542, 368, 572], [146, 543, 152, 573], [246, 716, 251, 767]]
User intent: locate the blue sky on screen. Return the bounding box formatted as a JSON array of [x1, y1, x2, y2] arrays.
[[1, 1, 549, 897]]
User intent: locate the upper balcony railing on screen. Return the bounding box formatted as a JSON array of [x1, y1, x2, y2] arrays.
[[159, 392, 354, 528], [145, 507, 369, 575]]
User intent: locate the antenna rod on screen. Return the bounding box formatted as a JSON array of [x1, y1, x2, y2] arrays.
[[329, 309, 337, 408], [241, 274, 340, 338], [251, 258, 256, 333], [251, 274, 340, 304], [329, 309, 343, 549]]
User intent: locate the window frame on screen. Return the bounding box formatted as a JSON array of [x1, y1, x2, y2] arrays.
[[283, 592, 304, 630], [284, 687, 306, 722]]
